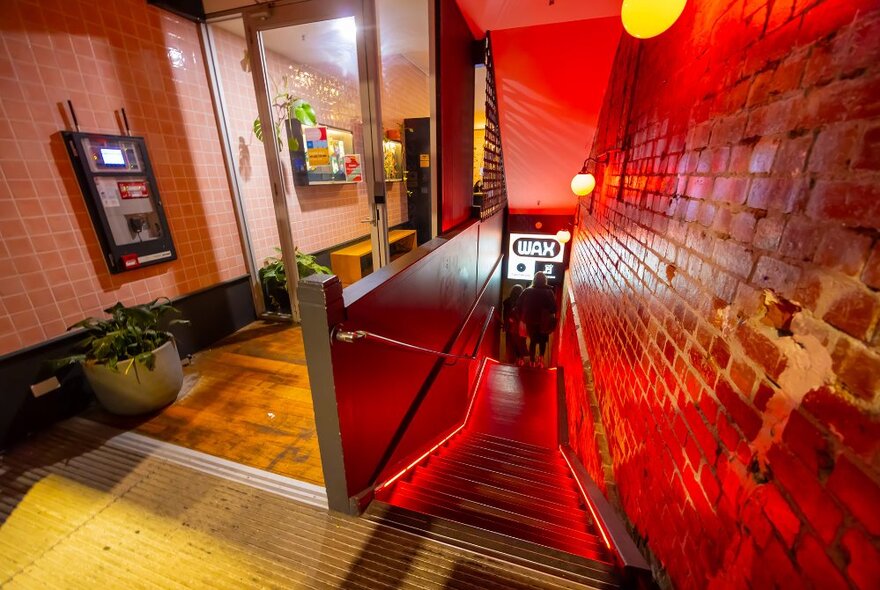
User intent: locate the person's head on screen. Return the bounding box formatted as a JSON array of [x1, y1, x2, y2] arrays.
[[532, 271, 547, 288], [509, 284, 523, 301]]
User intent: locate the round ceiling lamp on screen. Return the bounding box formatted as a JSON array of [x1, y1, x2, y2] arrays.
[[570, 172, 596, 196], [556, 230, 572, 244], [621, 0, 687, 39]]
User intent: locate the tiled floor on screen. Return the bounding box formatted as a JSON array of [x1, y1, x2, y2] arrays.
[[0, 423, 597, 589], [84, 321, 324, 485]]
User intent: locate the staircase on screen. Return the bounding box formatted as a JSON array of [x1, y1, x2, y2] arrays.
[[368, 362, 627, 589]]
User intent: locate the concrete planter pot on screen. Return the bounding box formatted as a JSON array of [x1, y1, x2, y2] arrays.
[[83, 339, 183, 416]]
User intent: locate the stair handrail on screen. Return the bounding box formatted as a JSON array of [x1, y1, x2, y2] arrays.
[[333, 305, 496, 361], [333, 252, 502, 361], [339, 254, 503, 500]]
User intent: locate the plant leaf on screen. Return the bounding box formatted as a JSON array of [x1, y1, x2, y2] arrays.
[[51, 298, 185, 374], [301, 103, 317, 126], [48, 354, 87, 371]]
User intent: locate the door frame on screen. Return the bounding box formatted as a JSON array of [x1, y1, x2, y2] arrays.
[[199, 21, 267, 317], [243, 0, 390, 321]]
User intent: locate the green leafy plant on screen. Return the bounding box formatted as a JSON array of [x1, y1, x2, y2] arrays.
[[259, 248, 331, 310], [53, 298, 189, 373], [253, 74, 317, 152]]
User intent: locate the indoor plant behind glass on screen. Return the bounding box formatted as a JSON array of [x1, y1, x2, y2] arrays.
[[54, 298, 190, 416], [259, 248, 331, 314], [253, 73, 317, 152]]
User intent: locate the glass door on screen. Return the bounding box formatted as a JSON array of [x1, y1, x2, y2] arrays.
[[243, 0, 390, 320]]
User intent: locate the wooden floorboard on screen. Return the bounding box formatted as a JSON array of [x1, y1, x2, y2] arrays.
[[83, 321, 324, 486], [0, 425, 595, 590]]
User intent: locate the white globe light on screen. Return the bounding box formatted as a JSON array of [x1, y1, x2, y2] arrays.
[[571, 172, 596, 196], [621, 0, 687, 39], [556, 230, 572, 244]]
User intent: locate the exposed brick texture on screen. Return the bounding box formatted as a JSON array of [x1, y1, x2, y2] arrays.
[[561, 1, 880, 588]]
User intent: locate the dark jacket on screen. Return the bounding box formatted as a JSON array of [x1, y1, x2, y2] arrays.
[[502, 295, 520, 333], [516, 285, 556, 330]]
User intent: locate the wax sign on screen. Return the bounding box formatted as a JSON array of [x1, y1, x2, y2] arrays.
[[304, 126, 330, 166], [344, 154, 363, 182], [507, 232, 566, 283]]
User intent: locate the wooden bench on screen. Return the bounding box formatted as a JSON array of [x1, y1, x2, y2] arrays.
[[330, 229, 417, 286]]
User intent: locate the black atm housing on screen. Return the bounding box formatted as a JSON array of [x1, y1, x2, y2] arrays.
[[62, 131, 177, 273]]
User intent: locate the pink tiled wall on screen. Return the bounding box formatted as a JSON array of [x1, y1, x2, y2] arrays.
[[0, 0, 246, 356], [211, 27, 427, 266], [0, 1, 430, 356]]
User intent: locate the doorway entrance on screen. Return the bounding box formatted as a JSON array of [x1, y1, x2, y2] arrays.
[[80, 0, 438, 488], [204, 0, 434, 319]]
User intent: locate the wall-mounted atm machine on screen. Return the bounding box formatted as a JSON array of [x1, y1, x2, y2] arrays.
[[62, 132, 176, 273]]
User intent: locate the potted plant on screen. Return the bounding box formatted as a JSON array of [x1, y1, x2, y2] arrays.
[[259, 247, 331, 314], [54, 298, 190, 416], [253, 73, 317, 151]]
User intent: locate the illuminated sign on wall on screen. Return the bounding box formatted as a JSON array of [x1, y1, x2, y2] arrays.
[[507, 232, 566, 283]]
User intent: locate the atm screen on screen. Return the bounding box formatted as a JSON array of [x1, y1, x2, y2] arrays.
[[100, 148, 125, 166]]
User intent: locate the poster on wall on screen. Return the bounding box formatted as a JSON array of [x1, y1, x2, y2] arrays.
[[507, 232, 566, 284], [344, 154, 363, 182], [304, 126, 330, 166]]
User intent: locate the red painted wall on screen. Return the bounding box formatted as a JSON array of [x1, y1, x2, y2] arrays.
[[562, 0, 880, 587], [438, 0, 476, 232], [493, 17, 621, 215], [330, 213, 503, 497]]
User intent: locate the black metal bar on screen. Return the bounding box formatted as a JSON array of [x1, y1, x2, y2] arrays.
[[470, 305, 495, 358], [121, 107, 131, 136], [67, 100, 80, 132], [452, 254, 503, 343]]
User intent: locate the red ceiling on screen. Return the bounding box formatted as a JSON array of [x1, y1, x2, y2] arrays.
[[492, 16, 623, 214], [455, 0, 621, 37]]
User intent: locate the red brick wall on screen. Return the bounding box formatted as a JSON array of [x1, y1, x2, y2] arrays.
[[563, 0, 880, 587], [559, 290, 614, 497]]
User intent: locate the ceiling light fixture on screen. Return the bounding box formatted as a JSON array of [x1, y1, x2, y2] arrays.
[[571, 169, 596, 196], [571, 151, 610, 196], [334, 17, 357, 43], [621, 0, 687, 39]]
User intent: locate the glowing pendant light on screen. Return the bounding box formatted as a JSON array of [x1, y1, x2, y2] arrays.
[[571, 154, 598, 196], [621, 0, 687, 39], [571, 172, 596, 196], [556, 230, 572, 244]]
